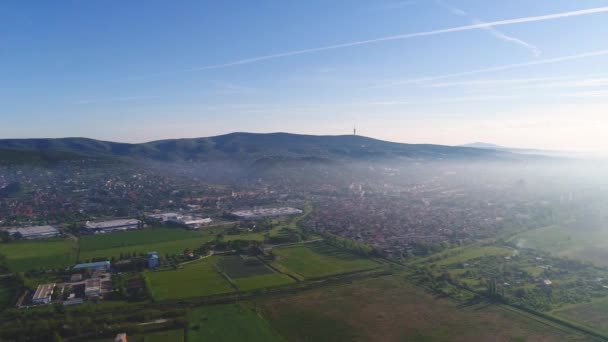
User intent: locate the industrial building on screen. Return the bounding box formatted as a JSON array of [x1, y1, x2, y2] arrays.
[[148, 213, 212, 229], [84, 219, 141, 232], [231, 207, 303, 220], [7, 225, 59, 239], [32, 283, 55, 305], [73, 261, 111, 272], [147, 251, 160, 269], [147, 212, 179, 222]]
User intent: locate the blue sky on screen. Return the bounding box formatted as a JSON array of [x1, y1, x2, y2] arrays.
[[2, 0, 608, 151]]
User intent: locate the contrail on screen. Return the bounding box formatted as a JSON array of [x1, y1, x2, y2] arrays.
[[436, 0, 541, 57], [182, 6, 608, 73], [373, 49, 608, 88]]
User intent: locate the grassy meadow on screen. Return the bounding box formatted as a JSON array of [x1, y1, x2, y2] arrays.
[[0, 238, 77, 271], [271, 242, 381, 279], [554, 297, 608, 335], [0, 279, 16, 309], [261, 276, 590, 342], [509, 224, 608, 267], [135, 329, 185, 342], [187, 304, 285, 342]]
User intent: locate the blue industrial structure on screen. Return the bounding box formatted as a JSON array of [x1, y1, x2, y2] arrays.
[[147, 251, 160, 269], [73, 261, 111, 272]]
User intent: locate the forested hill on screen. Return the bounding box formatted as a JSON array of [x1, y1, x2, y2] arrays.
[[0, 132, 510, 163]]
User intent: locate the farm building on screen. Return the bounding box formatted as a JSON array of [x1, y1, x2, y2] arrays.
[[147, 251, 160, 269], [85, 279, 101, 298], [7, 225, 59, 239], [84, 219, 141, 233], [32, 283, 55, 305], [231, 207, 303, 220], [74, 261, 111, 272]]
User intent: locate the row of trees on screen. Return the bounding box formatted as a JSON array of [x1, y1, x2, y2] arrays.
[[0, 302, 188, 341]]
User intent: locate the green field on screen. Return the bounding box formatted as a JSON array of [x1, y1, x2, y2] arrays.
[[133, 329, 185, 342], [145, 256, 235, 300], [426, 245, 514, 266], [554, 297, 608, 335], [78, 228, 220, 261], [271, 242, 380, 279], [187, 304, 285, 342], [0, 239, 77, 271], [262, 276, 591, 341], [235, 273, 294, 291], [87, 329, 184, 342], [509, 224, 608, 267], [0, 279, 15, 309]]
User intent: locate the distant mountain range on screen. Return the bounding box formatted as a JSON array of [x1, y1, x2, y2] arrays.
[[0, 133, 517, 165]]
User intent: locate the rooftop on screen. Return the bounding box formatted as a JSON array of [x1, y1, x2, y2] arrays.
[[7, 225, 59, 238], [33, 283, 55, 300], [231, 207, 302, 218], [73, 261, 111, 269], [85, 219, 140, 229]]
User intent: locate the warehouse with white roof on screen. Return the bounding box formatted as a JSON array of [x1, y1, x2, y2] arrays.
[[84, 219, 141, 232], [6, 225, 59, 239]]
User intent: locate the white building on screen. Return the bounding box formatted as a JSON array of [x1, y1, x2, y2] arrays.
[[168, 215, 212, 229], [85, 219, 141, 232], [231, 207, 303, 220], [7, 225, 59, 239], [148, 213, 180, 222], [149, 213, 212, 229]]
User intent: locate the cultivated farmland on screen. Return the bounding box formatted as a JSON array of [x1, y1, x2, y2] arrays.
[[271, 242, 381, 279], [235, 273, 294, 291], [0, 238, 77, 272], [145, 256, 234, 300], [78, 227, 219, 261], [217, 255, 294, 291]]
